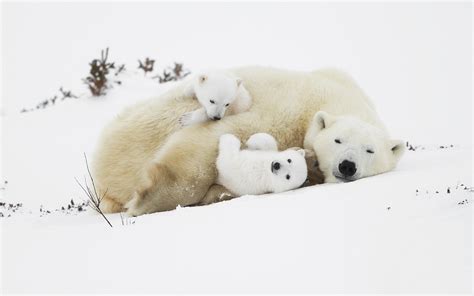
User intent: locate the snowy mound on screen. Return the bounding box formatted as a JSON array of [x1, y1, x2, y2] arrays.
[[1, 71, 472, 293]]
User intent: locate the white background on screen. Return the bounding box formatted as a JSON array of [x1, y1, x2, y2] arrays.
[[2, 1, 472, 146], [1, 2, 472, 294]]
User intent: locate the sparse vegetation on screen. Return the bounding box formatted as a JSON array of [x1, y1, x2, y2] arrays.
[[154, 62, 190, 83], [138, 57, 155, 75], [83, 47, 124, 96], [170, 62, 190, 80], [406, 141, 456, 152], [120, 213, 136, 226], [75, 153, 113, 227], [59, 87, 78, 100], [20, 48, 189, 113], [20, 88, 78, 113], [414, 182, 473, 206]]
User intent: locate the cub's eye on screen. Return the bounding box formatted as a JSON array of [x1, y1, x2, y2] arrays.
[[286, 175, 291, 180], [287, 159, 292, 163], [225, 103, 230, 107], [366, 149, 374, 154], [335, 139, 341, 144], [210, 100, 215, 104]]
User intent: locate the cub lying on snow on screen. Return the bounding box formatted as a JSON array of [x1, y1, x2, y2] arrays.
[[197, 133, 326, 206], [125, 133, 318, 213], [179, 70, 252, 126], [216, 133, 308, 196]]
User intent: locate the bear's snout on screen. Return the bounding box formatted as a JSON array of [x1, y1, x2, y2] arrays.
[[272, 161, 281, 173], [212, 116, 221, 121], [338, 160, 356, 177]]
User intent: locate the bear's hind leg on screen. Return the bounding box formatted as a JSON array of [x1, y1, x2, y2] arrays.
[[198, 184, 235, 205], [126, 126, 221, 215], [99, 195, 124, 213]]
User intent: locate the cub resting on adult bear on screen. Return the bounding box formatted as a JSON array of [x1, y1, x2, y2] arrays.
[[91, 66, 405, 216]]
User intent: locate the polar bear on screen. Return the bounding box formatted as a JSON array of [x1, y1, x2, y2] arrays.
[[183, 133, 323, 207], [244, 132, 325, 187], [216, 133, 307, 196], [304, 111, 405, 183], [179, 70, 252, 126], [92, 66, 405, 215]]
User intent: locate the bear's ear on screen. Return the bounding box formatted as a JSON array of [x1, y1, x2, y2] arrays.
[[313, 111, 336, 130], [303, 148, 316, 159], [236, 78, 242, 87], [303, 111, 336, 149], [198, 75, 208, 84], [389, 139, 405, 162], [297, 149, 306, 158]]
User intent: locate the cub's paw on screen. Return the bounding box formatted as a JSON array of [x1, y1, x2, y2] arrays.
[[219, 134, 241, 147], [179, 112, 194, 127]]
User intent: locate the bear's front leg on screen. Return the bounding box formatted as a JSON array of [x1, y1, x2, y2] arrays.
[[179, 107, 209, 127], [126, 125, 221, 216]]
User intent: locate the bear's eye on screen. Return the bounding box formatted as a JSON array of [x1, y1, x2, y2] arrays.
[[313, 160, 319, 167], [287, 159, 292, 163], [225, 103, 230, 107], [366, 149, 374, 154], [210, 100, 215, 104], [286, 175, 291, 180], [335, 139, 341, 144]]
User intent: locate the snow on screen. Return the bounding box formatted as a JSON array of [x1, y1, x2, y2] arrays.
[[1, 137, 472, 293], [1, 1, 472, 294]]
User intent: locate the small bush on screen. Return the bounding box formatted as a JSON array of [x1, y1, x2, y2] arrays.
[[83, 48, 124, 96], [138, 57, 155, 75], [154, 62, 190, 83]]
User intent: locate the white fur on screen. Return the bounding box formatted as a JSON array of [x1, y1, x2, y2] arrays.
[[245, 133, 278, 151], [179, 70, 252, 126], [92, 66, 405, 215], [304, 111, 405, 183], [216, 133, 308, 196]]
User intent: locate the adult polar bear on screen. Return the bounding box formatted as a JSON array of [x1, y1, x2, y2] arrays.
[[92, 66, 404, 215]]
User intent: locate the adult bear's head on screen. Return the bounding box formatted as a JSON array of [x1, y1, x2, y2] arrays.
[[304, 111, 405, 183]]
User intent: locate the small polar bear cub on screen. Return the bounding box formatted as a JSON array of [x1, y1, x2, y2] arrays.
[[216, 133, 308, 196], [179, 70, 252, 126]]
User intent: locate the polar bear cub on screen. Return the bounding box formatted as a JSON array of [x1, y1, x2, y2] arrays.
[[216, 133, 308, 196], [179, 70, 252, 126]]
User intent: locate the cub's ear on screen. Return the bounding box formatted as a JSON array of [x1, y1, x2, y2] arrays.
[[296, 149, 306, 158], [303, 111, 336, 149], [198, 74, 208, 84], [303, 148, 316, 159], [389, 139, 405, 161], [236, 78, 243, 87]]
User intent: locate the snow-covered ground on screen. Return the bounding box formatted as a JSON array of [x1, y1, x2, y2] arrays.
[[1, 71, 472, 293], [1, 1, 472, 294]]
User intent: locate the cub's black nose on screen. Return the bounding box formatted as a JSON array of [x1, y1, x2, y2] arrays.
[[272, 162, 281, 171], [212, 116, 221, 121], [339, 160, 356, 177]]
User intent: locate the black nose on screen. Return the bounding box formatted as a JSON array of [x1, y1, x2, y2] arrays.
[[212, 116, 221, 121], [339, 160, 356, 177], [272, 162, 281, 171]]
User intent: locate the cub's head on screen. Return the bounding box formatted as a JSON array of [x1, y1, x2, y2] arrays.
[[194, 73, 241, 121], [269, 149, 308, 193], [304, 111, 405, 183]]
